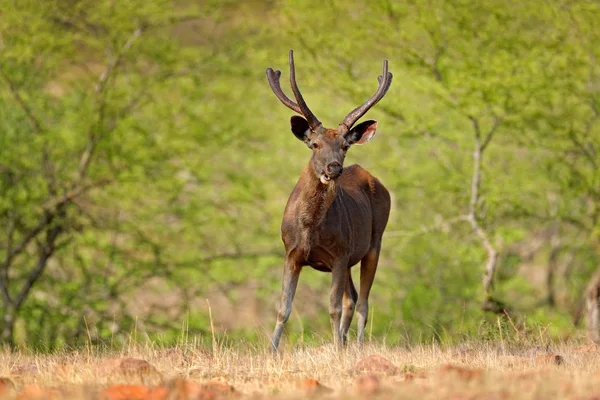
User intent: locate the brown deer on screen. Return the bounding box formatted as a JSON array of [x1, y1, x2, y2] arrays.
[[266, 50, 392, 351]]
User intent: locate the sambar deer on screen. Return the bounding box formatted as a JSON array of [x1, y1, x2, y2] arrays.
[[266, 50, 392, 351]]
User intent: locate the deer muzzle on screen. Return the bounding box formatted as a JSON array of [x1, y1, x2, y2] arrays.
[[321, 162, 343, 184]]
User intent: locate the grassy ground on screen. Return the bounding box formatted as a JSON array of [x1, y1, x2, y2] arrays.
[[0, 339, 600, 399]]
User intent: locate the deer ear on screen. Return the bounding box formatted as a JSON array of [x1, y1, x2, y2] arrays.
[[290, 116, 310, 142], [345, 120, 377, 145]]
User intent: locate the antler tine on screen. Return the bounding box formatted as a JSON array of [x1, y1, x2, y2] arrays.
[[266, 67, 303, 114], [340, 60, 393, 132], [288, 50, 322, 131]]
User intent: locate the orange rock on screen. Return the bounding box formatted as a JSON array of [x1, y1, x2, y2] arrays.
[[437, 364, 483, 381], [535, 354, 564, 366], [353, 355, 398, 375], [199, 381, 239, 399], [17, 384, 62, 400], [147, 385, 169, 400], [100, 384, 150, 400], [296, 378, 333, 396], [161, 378, 202, 400], [353, 374, 381, 395], [159, 379, 237, 400], [167, 378, 204, 399], [0, 377, 16, 397]]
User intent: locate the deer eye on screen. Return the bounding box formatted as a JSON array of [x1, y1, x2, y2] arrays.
[[342, 144, 350, 151], [311, 142, 320, 150]]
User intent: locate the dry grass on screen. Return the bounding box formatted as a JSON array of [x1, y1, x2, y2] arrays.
[[1, 339, 600, 399]]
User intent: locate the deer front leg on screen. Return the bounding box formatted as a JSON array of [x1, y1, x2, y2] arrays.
[[330, 261, 349, 349], [340, 272, 357, 345], [271, 258, 301, 353], [357, 242, 381, 344]]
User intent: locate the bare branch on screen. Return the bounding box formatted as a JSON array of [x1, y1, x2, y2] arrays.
[[1, 177, 109, 287], [0, 68, 44, 135], [466, 214, 499, 296], [14, 221, 63, 310], [467, 116, 500, 297], [1, 213, 54, 275]]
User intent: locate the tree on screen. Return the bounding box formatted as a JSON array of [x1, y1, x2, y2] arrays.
[[0, 0, 199, 346]]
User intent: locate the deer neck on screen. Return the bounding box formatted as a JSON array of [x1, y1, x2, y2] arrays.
[[295, 163, 337, 255]]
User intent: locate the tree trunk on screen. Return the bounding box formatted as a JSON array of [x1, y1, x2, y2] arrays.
[[1, 308, 15, 347], [585, 270, 600, 343]]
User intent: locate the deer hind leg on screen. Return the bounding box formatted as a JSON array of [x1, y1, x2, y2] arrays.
[[271, 258, 301, 353], [330, 260, 349, 350], [356, 240, 382, 344], [340, 272, 358, 345]]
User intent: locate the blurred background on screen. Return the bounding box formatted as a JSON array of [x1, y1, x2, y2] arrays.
[[1, 0, 599, 350]]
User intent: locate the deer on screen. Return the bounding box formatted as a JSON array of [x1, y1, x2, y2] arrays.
[[265, 50, 393, 352]]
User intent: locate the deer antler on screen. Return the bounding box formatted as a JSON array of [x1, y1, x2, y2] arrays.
[[288, 50, 322, 131], [266, 68, 302, 115], [339, 60, 393, 134], [265, 50, 322, 131]]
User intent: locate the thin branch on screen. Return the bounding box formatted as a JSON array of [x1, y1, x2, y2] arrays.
[[1, 178, 109, 280], [0, 68, 44, 134], [423, 23, 448, 83], [0, 211, 15, 305], [468, 116, 482, 215], [0, 67, 57, 193], [467, 116, 500, 297], [14, 220, 63, 311], [1, 213, 54, 274], [42, 178, 112, 212], [76, 27, 142, 183], [481, 115, 504, 152]]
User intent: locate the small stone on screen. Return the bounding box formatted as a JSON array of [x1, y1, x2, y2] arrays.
[[353, 374, 381, 394], [353, 355, 398, 375], [146, 386, 169, 400], [165, 378, 204, 399], [296, 378, 333, 396], [117, 358, 156, 375]]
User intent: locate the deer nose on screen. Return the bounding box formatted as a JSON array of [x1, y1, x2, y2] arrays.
[[326, 162, 343, 179]]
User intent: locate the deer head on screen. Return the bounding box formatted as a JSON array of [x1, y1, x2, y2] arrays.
[[266, 50, 393, 185]]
